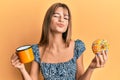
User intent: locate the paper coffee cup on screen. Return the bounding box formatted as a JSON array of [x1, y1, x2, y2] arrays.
[[16, 45, 34, 63]]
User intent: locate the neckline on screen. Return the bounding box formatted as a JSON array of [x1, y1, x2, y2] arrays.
[[41, 57, 74, 65], [37, 40, 77, 65]]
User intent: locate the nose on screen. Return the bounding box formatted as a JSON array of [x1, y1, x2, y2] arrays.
[[59, 16, 64, 22]]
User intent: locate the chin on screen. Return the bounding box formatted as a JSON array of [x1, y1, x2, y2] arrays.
[[56, 27, 67, 33], [50, 27, 67, 33], [57, 29, 67, 33]]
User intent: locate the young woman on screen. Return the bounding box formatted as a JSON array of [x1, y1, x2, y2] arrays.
[[11, 3, 108, 80]]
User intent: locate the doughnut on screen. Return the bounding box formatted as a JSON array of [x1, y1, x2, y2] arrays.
[[92, 39, 109, 53]]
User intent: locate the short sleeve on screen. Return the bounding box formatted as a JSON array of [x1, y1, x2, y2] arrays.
[[74, 39, 86, 59], [31, 44, 40, 63]]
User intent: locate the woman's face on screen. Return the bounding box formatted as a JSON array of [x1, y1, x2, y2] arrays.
[[49, 7, 69, 33]]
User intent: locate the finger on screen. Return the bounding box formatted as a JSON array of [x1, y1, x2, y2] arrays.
[[11, 53, 18, 59], [105, 49, 108, 54], [97, 52, 105, 67], [11, 54, 16, 63], [95, 55, 100, 68], [12, 55, 19, 62], [11, 53, 16, 60], [102, 50, 107, 62], [12, 59, 21, 67], [90, 56, 96, 68], [105, 50, 108, 59], [14, 61, 22, 68], [17, 62, 23, 67], [11, 56, 20, 66], [14, 59, 21, 65]]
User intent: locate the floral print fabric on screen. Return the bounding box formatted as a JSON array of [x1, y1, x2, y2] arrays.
[[32, 39, 85, 80]]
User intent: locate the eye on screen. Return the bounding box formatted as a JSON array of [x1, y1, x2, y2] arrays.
[[64, 17, 69, 20], [53, 14, 60, 18], [64, 16, 69, 20]]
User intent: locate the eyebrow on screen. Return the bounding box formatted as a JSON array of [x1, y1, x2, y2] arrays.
[[53, 12, 69, 16]]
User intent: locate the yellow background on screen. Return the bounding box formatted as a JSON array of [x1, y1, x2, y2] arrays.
[[0, 0, 120, 80]]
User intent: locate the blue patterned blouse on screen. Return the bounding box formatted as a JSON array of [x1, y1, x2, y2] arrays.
[[31, 39, 86, 80]]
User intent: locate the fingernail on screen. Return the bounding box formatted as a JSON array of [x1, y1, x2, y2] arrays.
[[106, 49, 108, 53], [102, 50, 104, 53], [96, 53, 100, 56]]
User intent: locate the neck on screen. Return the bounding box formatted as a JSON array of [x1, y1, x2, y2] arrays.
[[47, 32, 65, 51]]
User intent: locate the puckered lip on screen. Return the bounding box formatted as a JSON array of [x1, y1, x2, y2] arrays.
[[57, 23, 65, 27]]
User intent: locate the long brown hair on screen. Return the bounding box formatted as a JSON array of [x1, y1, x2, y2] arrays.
[[39, 3, 72, 47]]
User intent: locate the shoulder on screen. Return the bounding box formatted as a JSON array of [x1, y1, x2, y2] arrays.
[[31, 44, 40, 63], [74, 39, 86, 59], [75, 39, 85, 46], [75, 39, 86, 50], [31, 44, 39, 53], [31, 44, 39, 55], [70, 39, 85, 49]]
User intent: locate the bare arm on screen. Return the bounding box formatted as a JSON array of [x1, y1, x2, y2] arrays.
[[76, 54, 94, 80], [11, 54, 39, 80], [30, 61, 40, 80], [76, 50, 108, 80], [76, 54, 84, 80]]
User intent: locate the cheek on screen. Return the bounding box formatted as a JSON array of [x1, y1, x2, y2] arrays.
[[65, 21, 69, 28], [50, 19, 58, 26], [63, 22, 69, 32], [49, 21, 57, 31], [50, 18, 55, 25]]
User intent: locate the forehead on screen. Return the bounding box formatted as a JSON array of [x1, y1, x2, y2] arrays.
[[54, 7, 69, 15]]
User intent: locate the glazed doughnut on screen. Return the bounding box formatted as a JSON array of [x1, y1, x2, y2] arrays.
[[92, 39, 109, 53]]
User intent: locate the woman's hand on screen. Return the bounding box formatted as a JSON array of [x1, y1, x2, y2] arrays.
[[89, 50, 108, 69], [11, 53, 25, 70]]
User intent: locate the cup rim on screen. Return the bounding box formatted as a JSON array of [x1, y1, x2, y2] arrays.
[[16, 45, 31, 52]]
